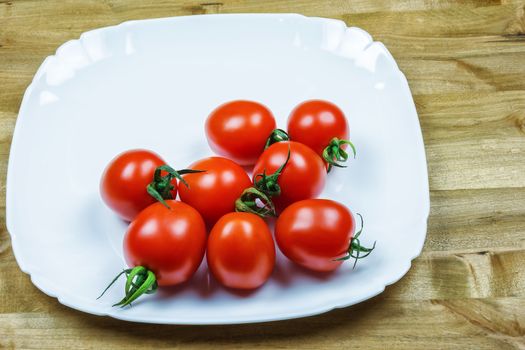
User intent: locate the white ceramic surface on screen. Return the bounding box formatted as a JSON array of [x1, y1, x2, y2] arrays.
[[6, 14, 429, 324]]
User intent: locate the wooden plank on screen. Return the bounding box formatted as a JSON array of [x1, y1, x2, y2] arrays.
[[418, 91, 525, 190], [343, 3, 525, 37], [0, 297, 522, 349], [426, 188, 525, 252], [2, 0, 523, 22]]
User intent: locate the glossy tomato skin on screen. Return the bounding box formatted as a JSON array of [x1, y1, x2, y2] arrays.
[[287, 100, 349, 156], [206, 100, 276, 165], [100, 149, 176, 221], [178, 157, 252, 228], [275, 199, 356, 272], [252, 141, 326, 213], [124, 200, 207, 286], [207, 212, 275, 289]]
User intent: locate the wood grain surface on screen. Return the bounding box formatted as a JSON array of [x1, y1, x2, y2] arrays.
[[1, 1, 524, 349]]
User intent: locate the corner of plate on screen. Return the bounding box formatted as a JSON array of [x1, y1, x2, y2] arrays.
[[311, 18, 402, 77]]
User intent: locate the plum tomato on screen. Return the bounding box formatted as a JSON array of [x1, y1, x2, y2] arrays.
[[287, 100, 355, 169], [100, 149, 200, 221], [178, 157, 252, 228], [99, 200, 207, 306], [205, 100, 276, 165], [252, 141, 326, 213], [275, 199, 375, 272], [100, 149, 171, 221], [207, 212, 275, 289]]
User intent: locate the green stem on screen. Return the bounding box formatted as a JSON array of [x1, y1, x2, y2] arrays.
[[98, 266, 158, 308], [147, 165, 205, 209], [236, 148, 291, 217], [334, 213, 376, 269], [322, 138, 356, 172], [253, 148, 291, 197], [265, 129, 290, 149], [235, 187, 276, 218]]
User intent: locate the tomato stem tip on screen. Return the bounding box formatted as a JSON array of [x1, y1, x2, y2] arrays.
[[236, 148, 291, 218], [265, 129, 290, 149], [147, 165, 206, 209], [235, 187, 276, 218], [253, 148, 291, 198], [334, 213, 376, 269], [322, 138, 356, 172], [97, 266, 158, 308]]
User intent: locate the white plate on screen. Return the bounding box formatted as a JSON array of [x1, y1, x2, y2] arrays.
[[6, 14, 429, 324]]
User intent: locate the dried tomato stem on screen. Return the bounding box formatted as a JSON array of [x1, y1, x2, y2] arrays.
[[235, 187, 276, 217]]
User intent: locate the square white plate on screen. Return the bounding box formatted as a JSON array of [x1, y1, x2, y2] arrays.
[[6, 14, 429, 324]]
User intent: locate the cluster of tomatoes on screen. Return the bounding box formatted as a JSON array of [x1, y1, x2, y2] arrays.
[[98, 100, 375, 307]]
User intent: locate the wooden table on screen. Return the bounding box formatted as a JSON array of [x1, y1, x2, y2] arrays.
[[1, 1, 524, 349]]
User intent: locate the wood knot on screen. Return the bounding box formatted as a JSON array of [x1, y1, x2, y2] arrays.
[[185, 2, 223, 15], [505, 4, 525, 36], [509, 111, 525, 135], [516, 117, 525, 134]]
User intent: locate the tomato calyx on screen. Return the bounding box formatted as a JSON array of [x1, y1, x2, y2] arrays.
[[147, 165, 204, 209], [235, 187, 276, 217], [236, 149, 291, 218], [97, 266, 158, 307], [334, 213, 376, 268], [322, 138, 357, 172], [254, 148, 290, 197], [265, 129, 290, 149]]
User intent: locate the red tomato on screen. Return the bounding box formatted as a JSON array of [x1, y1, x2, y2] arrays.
[[205, 100, 276, 165], [100, 149, 174, 221], [252, 141, 326, 213], [275, 199, 374, 272], [178, 157, 252, 228], [124, 200, 207, 286], [288, 100, 351, 163], [207, 212, 275, 289]]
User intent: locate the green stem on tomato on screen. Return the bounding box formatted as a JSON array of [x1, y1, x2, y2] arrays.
[[334, 213, 376, 268], [264, 129, 290, 149], [97, 266, 158, 308], [235, 187, 276, 217], [253, 148, 291, 197], [235, 148, 291, 218], [147, 165, 205, 209], [322, 138, 356, 172]]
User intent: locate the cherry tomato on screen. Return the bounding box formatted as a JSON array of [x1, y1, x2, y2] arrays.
[[100, 149, 174, 221], [288, 100, 354, 168], [275, 199, 374, 272], [288, 100, 348, 155], [207, 212, 275, 289], [205, 100, 276, 165], [124, 200, 207, 286], [178, 157, 252, 228], [252, 141, 326, 213]]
